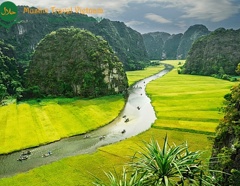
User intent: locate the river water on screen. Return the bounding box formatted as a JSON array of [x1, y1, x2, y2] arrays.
[[0, 64, 173, 178]]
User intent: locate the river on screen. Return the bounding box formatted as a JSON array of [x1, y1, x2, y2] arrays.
[[0, 64, 173, 178]]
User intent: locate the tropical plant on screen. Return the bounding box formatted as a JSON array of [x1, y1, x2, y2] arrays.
[[93, 135, 216, 186], [93, 168, 145, 186]]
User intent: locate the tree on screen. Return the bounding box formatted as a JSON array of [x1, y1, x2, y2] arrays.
[[210, 83, 240, 185], [0, 84, 7, 101], [93, 135, 215, 186], [235, 63, 240, 75]]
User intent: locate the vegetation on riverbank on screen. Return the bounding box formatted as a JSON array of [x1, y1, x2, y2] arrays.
[[0, 60, 236, 185], [0, 95, 124, 154]]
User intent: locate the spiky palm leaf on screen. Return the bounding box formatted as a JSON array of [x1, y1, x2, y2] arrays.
[[130, 135, 202, 185]]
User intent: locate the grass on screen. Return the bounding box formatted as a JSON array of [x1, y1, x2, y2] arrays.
[[0, 61, 236, 185], [126, 64, 164, 86], [0, 95, 125, 154]]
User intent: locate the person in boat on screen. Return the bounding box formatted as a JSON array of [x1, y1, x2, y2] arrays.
[[21, 150, 31, 156], [42, 151, 52, 157], [83, 134, 90, 139], [125, 118, 129, 122], [99, 135, 106, 140], [121, 129, 126, 134], [17, 155, 28, 161], [137, 106, 140, 110]]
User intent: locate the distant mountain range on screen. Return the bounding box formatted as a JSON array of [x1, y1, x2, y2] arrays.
[[142, 24, 211, 60], [0, 6, 149, 71]]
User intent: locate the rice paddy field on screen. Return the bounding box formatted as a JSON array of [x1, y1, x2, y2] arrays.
[[126, 63, 164, 86], [0, 96, 124, 154], [147, 60, 235, 134], [0, 60, 236, 185]]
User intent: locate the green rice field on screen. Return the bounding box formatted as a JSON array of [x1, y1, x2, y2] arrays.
[[147, 60, 235, 133], [126, 64, 164, 85], [0, 60, 236, 185], [0, 96, 124, 154]]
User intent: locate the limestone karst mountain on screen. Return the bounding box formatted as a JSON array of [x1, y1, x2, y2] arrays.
[[27, 28, 128, 98]]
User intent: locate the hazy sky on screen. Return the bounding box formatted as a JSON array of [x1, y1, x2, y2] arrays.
[[5, 0, 240, 34]]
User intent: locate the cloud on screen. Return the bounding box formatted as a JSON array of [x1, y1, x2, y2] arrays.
[[145, 13, 172, 23], [175, 21, 187, 30], [11, 0, 130, 17], [180, 0, 239, 22], [125, 20, 144, 27], [152, 0, 240, 22], [11, 0, 240, 22]]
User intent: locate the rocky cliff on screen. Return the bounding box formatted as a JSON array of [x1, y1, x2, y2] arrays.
[[176, 24, 210, 59], [142, 24, 210, 60], [91, 19, 149, 70], [142, 32, 171, 60], [0, 6, 149, 71], [182, 28, 240, 76], [27, 28, 128, 98]]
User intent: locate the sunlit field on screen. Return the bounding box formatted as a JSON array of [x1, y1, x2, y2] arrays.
[[147, 60, 235, 133], [0, 61, 236, 185], [126, 63, 164, 85], [0, 96, 124, 154], [0, 128, 213, 186]]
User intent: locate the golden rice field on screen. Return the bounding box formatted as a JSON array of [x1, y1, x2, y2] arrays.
[[0, 96, 124, 154]]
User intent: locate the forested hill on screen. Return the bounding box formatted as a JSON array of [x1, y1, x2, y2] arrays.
[[0, 40, 22, 101], [0, 6, 149, 71], [182, 28, 240, 76], [26, 28, 128, 98], [142, 24, 210, 60]]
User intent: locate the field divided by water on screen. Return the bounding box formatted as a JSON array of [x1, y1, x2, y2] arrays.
[[0, 61, 236, 185], [0, 96, 124, 154]]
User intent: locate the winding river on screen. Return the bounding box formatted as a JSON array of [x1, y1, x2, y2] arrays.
[[0, 64, 173, 179]]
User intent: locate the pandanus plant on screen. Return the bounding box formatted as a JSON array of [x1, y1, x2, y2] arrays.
[[93, 135, 216, 186]]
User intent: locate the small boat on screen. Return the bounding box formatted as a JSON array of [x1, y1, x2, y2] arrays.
[[21, 150, 31, 156], [121, 129, 126, 134], [42, 151, 52, 157], [125, 118, 129, 123], [99, 135, 106, 140], [17, 155, 28, 161], [83, 134, 90, 139]]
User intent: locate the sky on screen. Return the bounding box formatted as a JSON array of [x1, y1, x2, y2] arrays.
[[3, 0, 240, 34]]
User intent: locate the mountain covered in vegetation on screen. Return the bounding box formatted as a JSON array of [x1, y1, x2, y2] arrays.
[[0, 6, 149, 71], [27, 28, 128, 98], [182, 28, 240, 77], [0, 40, 22, 102], [142, 24, 210, 60], [211, 84, 240, 185], [142, 32, 171, 60]]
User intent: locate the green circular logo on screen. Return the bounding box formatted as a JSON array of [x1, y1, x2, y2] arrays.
[[0, 1, 18, 22]]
